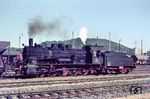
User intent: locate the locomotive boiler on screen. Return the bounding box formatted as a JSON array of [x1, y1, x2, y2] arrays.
[[15, 38, 136, 77]]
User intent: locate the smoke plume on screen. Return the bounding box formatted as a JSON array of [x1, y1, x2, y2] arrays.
[[28, 15, 71, 39], [28, 16, 45, 37]]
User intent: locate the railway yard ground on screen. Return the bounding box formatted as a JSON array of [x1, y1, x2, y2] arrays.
[[0, 65, 150, 99]]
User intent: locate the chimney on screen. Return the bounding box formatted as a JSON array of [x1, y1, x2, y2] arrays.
[[29, 38, 33, 46]]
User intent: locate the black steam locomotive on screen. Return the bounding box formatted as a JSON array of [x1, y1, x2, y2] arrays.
[[15, 38, 136, 77]]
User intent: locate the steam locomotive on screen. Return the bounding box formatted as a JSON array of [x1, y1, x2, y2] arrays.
[[15, 38, 136, 77]]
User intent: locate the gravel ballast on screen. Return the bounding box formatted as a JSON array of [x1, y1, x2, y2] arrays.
[[0, 77, 150, 95], [0, 73, 150, 84], [114, 93, 150, 99]]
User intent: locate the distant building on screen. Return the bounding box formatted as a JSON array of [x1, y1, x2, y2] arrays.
[[0, 41, 10, 69], [2, 48, 21, 64], [135, 49, 150, 65], [0, 49, 5, 68], [136, 54, 148, 64], [0, 41, 10, 49], [147, 51, 150, 56], [0, 41, 21, 64]]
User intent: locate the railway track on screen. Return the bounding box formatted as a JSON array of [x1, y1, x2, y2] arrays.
[[115, 92, 150, 99], [129, 65, 150, 74], [0, 74, 150, 88], [0, 65, 149, 98], [0, 78, 150, 99]]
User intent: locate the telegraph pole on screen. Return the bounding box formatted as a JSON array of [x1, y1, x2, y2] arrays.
[[141, 39, 143, 55], [119, 39, 122, 52], [135, 41, 137, 48], [72, 31, 74, 48], [109, 32, 111, 51], [19, 36, 21, 50], [19, 33, 23, 51]]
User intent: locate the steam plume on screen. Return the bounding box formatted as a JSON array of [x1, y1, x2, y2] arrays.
[[79, 27, 88, 44]]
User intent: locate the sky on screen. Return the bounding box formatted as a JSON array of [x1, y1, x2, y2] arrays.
[[0, 0, 150, 52]]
